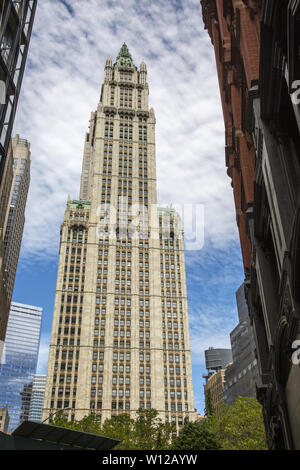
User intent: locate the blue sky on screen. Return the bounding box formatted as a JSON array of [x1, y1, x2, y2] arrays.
[[12, 0, 245, 414]]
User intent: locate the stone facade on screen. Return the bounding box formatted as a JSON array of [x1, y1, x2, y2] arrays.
[[0, 0, 37, 347], [43, 45, 195, 432]]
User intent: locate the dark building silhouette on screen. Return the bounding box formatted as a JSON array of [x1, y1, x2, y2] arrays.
[[201, 0, 300, 449], [224, 284, 261, 404], [0, 0, 36, 180]]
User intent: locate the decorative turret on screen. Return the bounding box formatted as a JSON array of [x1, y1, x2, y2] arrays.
[[104, 56, 113, 81], [115, 43, 135, 69], [139, 61, 147, 85]]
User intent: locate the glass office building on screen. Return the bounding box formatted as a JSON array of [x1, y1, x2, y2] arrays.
[[0, 302, 42, 431]]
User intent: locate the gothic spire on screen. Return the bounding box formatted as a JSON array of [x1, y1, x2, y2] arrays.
[[115, 43, 135, 68]]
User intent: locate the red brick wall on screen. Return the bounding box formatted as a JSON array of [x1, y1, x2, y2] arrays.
[[201, 0, 261, 271]]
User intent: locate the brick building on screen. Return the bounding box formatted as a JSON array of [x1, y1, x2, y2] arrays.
[[201, 0, 300, 449]]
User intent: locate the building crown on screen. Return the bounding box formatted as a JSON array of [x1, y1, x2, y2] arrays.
[[115, 43, 135, 69]]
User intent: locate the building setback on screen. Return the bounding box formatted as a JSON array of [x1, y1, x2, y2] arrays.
[[43, 44, 195, 431], [201, 0, 300, 449], [0, 302, 42, 431]]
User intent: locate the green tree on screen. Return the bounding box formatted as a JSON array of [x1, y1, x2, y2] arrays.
[[52, 412, 101, 434], [204, 389, 214, 417], [132, 408, 175, 450], [171, 419, 220, 450], [208, 396, 267, 450], [100, 413, 136, 450]]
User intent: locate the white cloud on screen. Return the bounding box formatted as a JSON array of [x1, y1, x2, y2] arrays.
[[11, 0, 246, 414], [13, 0, 237, 259]]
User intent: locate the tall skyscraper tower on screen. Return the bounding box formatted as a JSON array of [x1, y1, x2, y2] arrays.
[[3, 134, 31, 304], [43, 44, 195, 430]]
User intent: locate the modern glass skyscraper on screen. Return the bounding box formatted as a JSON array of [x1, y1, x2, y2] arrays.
[[0, 302, 42, 431], [43, 45, 195, 431]]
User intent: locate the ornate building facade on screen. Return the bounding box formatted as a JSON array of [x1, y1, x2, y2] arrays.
[[201, 0, 300, 449], [43, 45, 195, 431]]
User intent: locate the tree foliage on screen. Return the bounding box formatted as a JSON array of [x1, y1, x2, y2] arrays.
[[100, 413, 135, 449], [171, 419, 220, 450], [52, 408, 175, 450], [208, 396, 267, 450], [52, 397, 267, 450]]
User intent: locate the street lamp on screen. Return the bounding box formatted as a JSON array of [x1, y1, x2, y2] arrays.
[[41, 406, 71, 424]]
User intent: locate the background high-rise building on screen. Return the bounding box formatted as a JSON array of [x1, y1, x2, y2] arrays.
[[28, 374, 46, 423], [0, 302, 42, 431], [3, 134, 30, 304], [202, 347, 232, 382], [43, 44, 195, 431], [203, 347, 232, 415], [224, 284, 261, 405]]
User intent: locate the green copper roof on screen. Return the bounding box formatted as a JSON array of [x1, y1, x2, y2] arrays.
[[158, 207, 175, 217], [69, 200, 91, 210], [115, 43, 135, 69]]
